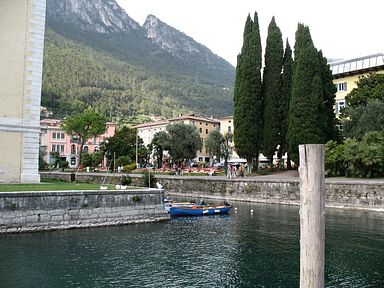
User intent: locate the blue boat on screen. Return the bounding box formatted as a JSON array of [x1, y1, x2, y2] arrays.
[[169, 205, 232, 217]]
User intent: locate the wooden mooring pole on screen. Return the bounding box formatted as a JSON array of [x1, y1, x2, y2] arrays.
[[299, 144, 325, 288]]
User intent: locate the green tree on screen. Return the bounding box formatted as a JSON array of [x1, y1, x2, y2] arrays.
[[325, 140, 345, 177], [222, 132, 233, 174], [277, 40, 293, 168], [262, 17, 283, 164], [345, 73, 384, 108], [165, 123, 201, 164], [62, 108, 106, 166], [150, 131, 169, 168], [102, 126, 142, 165], [234, 12, 263, 171], [318, 50, 340, 142], [287, 24, 327, 164], [341, 73, 384, 139], [342, 100, 384, 139], [205, 130, 224, 162], [344, 132, 384, 178]]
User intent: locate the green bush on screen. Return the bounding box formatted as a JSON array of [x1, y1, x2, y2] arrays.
[[325, 140, 345, 177], [120, 175, 132, 186], [123, 163, 137, 173], [116, 156, 131, 167], [142, 170, 157, 188]]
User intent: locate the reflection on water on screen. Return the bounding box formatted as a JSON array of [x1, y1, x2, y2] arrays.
[[0, 201, 383, 287]]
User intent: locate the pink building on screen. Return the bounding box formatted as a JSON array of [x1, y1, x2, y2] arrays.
[[40, 119, 116, 168]]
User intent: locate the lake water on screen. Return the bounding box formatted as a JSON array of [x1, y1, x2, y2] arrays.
[[0, 201, 383, 287]]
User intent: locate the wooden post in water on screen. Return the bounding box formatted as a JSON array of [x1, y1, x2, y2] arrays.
[[299, 144, 325, 288]]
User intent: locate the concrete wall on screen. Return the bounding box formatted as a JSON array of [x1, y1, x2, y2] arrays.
[[0, 0, 46, 183], [0, 189, 168, 233], [40, 172, 384, 211]]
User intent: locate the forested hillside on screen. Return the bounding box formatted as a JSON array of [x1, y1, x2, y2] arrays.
[[42, 0, 235, 122]]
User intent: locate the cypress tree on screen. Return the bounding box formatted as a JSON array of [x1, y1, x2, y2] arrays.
[[261, 17, 283, 163], [234, 12, 263, 171], [318, 50, 341, 142], [287, 24, 327, 164], [277, 39, 293, 167]]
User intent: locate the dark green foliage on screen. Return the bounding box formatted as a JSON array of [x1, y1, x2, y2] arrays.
[[262, 17, 284, 162], [345, 73, 384, 108], [287, 24, 327, 164], [277, 40, 293, 165], [318, 50, 341, 142], [344, 132, 384, 178], [120, 175, 132, 186], [80, 151, 104, 168], [342, 100, 384, 139], [150, 131, 169, 168], [142, 170, 157, 188], [325, 140, 345, 177], [116, 156, 131, 167], [205, 130, 224, 160], [102, 126, 141, 164], [42, 27, 234, 120], [165, 123, 201, 164], [62, 108, 106, 165], [234, 13, 263, 170]]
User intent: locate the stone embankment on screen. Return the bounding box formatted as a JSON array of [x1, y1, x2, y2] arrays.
[[0, 188, 168, 234], [41, 171, 384, 211]]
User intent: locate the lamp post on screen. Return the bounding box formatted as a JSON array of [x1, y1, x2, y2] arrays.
[[135, 131, 138, 168]]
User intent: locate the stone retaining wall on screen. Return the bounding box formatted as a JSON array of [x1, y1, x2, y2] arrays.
[[0, 189, 169, 234], [39, 172, 384, 211]]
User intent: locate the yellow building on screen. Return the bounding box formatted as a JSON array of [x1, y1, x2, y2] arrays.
[[330, 53, 384, 116], [0, 0, 46, 183]]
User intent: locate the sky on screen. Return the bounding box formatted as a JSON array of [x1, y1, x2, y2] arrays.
[[116, 0, 383, 66]]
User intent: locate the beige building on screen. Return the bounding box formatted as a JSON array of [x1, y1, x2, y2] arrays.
[[0, 0, 46, 183], [134, 114, 220, 163], [330, 53, 384, 116]]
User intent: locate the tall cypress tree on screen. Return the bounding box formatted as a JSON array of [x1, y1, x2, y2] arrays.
[[234, 12, 263, 171], [318, 50, 341, 142], [261, 17, 283, 163], [277, 39, 293, 167], [287, 24, 327, 164]]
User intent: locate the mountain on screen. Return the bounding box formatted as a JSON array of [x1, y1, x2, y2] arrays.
[[42, 0, 235, 121]]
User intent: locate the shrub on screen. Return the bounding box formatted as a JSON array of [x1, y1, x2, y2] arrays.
[[120, 175, 132, 186], [142, 170, 157, 188], [123, 163, 137, 173]]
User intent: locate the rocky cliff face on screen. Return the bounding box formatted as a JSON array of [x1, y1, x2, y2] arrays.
[[143, 15, 200, 57], [46, 0, 141, 34]]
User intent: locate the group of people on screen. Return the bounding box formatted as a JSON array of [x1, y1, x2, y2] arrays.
[[226, 163, 245, 179]]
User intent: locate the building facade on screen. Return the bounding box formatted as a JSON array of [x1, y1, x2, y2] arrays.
[[0, 0, 46, 183], [330, 53, 384, 116], [40, 119, 116, 168], [134, 114, 220, 163]]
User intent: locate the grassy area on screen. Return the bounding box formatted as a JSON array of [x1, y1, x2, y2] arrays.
[[0, 180, 123, 192]]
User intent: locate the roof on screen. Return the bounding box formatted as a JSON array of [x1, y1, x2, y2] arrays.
[[133, 120, 170, 129], [329, 53, 384, 77], [168, 113, 220, 124]]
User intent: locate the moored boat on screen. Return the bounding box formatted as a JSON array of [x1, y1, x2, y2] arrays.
[[169, 205, 232, 217]]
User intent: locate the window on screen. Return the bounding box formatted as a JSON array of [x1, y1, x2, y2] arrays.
[[51, 144, 56, 152], [52, 132, 56, 139], [336, 82, 347, 92], [60, 145, 65, 153], [228, 126, 232, 132], [206, 129, 208, 134], [61, 133, 65, 139], [336, 101, 346, 115], [199, 128, 202, 133]]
